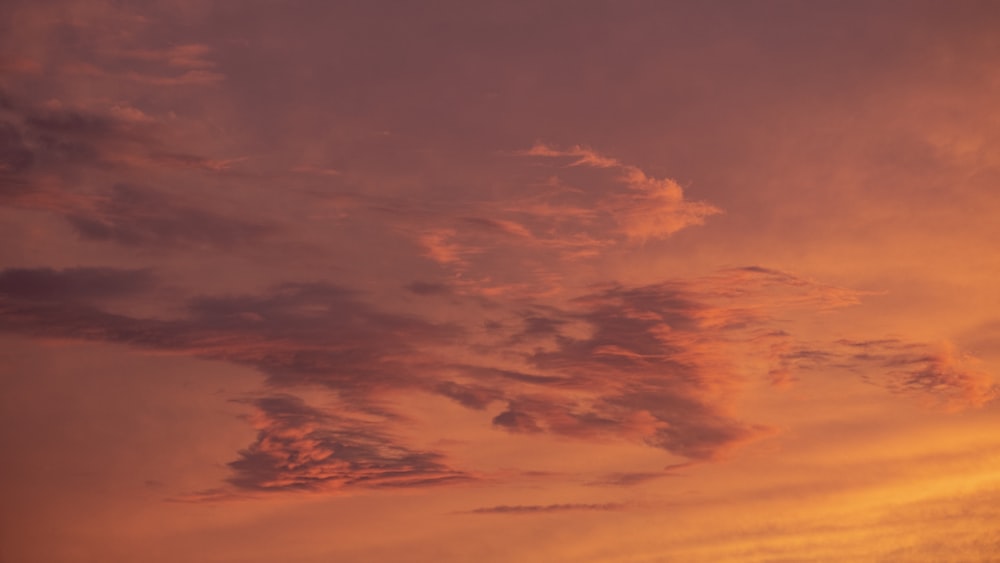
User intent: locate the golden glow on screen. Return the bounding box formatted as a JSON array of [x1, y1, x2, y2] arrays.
[[1, 2, 998, 561]]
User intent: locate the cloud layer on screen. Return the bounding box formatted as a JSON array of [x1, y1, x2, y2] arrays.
[[2, 261, 990, 495]]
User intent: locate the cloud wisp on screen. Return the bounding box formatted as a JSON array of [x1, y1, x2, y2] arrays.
[[466, 503, 625, 515], [518, 143, 721, 242], [228, 395, 470, 492]]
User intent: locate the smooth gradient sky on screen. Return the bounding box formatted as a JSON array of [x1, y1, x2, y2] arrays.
[[2, 1, 999, 562]]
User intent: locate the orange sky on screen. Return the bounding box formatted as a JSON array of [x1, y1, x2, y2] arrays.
[[1, 1, 999, 562]]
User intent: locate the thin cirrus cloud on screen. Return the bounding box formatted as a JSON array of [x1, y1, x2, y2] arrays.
[[466, 503, 625, 514]]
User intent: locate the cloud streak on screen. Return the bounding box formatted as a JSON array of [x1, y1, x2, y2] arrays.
[[466, 502, 624, 515]]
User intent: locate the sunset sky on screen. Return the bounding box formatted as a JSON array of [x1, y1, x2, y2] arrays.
[[2, 1, 1000, 562]]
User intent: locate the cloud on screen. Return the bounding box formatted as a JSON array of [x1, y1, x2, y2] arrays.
[[0, 90, 244, 207], [0, 266, 765, 484], [321, 144, 721, 298], [147, 152, 245, 172], [0, 267, 153, 302], [587, 472, 669, 487], [515, 282, 769, 459], [106, 44, 217, 70], [0, 270, 454, 390], [519, 143, 622, 168], [466, 502, 624, 514], [27, 9, 226, 85], [762, 334, 998, 409], [0, 95, 263, 252], [587, 463, 695, 487], [838, 339, 998, 409], [67, 183, 273, 249], [405, 281, 453, 296], [0, 120, 36, 181], [0, 264, 991, 494], [228, 395, 469, 491], [417, 229, 478, 266], [518, 143, 722, 242], [124, 69, 225, 86], [0, 92, 271, 255], [0, 97, 147, 201], [0, 269, 470, 492], [433, 380, 503, 410]]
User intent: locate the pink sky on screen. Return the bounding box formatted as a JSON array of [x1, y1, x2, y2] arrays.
[[2, 2, 999, 561]]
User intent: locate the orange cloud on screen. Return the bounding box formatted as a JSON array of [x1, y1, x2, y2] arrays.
[[518, 142, 722, 242]]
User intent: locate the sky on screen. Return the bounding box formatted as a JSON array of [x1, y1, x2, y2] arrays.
[[1, 1, 999, 561]]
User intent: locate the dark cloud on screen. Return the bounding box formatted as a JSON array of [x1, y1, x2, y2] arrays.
[[491, 404, 543, 433], [506, 313, 567, 345], [0, 96, 146, 195], [0, 92, 266, 250], [67, 183, 273, 249], [770, 338, 998, 409], [587, 472, 670, 487], [228, 395, 468, 491], [848, 341, 998, 408], [466, 503, 624, 514], [0, 90, 239, 190], [456, 365, 568, 386], [0, 267, 153, 302], [0, 266, 778, 481], [512, 282, 766, 460], [25, 108, 124, 138], [0, 270, 456, 394], [405, 281, 453, 296], [433, 381, 502, 410]]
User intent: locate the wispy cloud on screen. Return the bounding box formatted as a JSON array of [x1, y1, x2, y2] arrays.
[[0, 92, 264, 249], [466, 502, 624, 514], [105, 44, 218, 70], [228, 395, 470, 491], [838, 339, 998, 409], [518, 143, 722, 242]]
